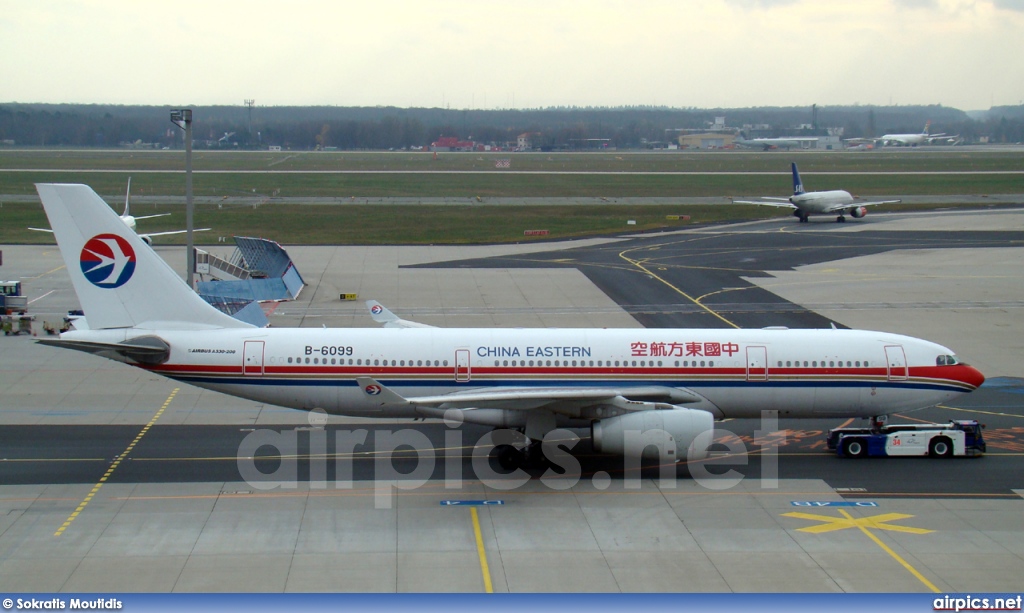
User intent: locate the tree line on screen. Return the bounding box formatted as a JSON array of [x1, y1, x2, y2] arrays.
[[0, 103, 1021, 149]]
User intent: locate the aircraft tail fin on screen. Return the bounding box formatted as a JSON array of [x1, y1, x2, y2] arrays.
[[35, 183, 253, 330], [791, 162, 805, 195], [123, 177, 132, 217], [923, 121, 931, 135], [366, 300, 436, 328]]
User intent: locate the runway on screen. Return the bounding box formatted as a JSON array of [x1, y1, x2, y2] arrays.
[[1, 207, 1024, 592]]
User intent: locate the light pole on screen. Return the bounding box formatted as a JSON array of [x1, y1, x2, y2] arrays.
[[170, 109, 195, 289]]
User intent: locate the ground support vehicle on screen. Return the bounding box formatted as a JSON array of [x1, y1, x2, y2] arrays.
[[827, 420, 985, 458]]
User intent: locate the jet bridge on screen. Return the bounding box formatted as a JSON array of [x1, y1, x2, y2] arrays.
[[196, 236, 306, 303]]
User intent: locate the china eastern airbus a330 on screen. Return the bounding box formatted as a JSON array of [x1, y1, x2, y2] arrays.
[[733, 163, 901, 223], [36, 183, 983, 468]]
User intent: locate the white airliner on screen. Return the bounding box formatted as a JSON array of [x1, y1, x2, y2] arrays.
[[732, 163, 901, 223], [35, 183, 984, 467], [30, 178, 210, 245], [733, 135, 819, 151], [846, 122, 959, 147]]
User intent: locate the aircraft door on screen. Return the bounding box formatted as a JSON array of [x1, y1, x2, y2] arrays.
[[746, 346, 768, 381], [455, 348, 471, 382], [885, 345, 908, 381], [243, 340, 265, 376]]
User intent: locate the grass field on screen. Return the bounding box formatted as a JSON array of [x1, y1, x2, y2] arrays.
[[1, 149, 1021, 244], [3, 148, 1024, 173]]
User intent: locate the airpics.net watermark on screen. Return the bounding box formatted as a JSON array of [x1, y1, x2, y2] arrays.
[[235, 410, 785, 509]]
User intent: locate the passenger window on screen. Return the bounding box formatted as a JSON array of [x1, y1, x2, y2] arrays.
[[287, 357, 293, 364]]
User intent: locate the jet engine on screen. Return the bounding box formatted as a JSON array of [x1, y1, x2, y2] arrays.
[[140, 234, 154, 246], [591, 408, 714, 461], [850, 206, 868, 219]]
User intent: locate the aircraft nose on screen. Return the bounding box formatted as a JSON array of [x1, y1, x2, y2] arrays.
[[959, 364, 986, 390]]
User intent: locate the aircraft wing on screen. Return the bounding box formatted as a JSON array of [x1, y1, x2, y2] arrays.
[[140, 228, 212, 238], [28, 227, 55, 233], [132, 213, 173, 221], [366, 300, 436, 328], [822, 199, 901, 213], [355, 376, 714, 416], [731, 199, 797, 209]]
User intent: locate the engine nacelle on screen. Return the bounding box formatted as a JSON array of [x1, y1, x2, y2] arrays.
[[850, 206, 868, 219], [591, 408, 714, 461], [140, 234, 153, 246]]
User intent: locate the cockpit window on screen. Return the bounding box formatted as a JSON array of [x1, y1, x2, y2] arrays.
[[936, 355, 960, 366]]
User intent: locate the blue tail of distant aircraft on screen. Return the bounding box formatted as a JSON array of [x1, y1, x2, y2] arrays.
[[791, 162, 805, 195]]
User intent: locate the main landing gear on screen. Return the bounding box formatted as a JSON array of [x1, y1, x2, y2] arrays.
[[794, 211, 809, 223], [493, 440, 547, 471], [836, 215, 846, 223]]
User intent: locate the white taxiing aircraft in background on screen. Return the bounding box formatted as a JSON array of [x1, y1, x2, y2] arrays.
[[734, 135, 819, 151], [31, 178, 210, 245], [732, 163, 901, 223], [35, 183, 983, 468], [845, 121, 960, 147]]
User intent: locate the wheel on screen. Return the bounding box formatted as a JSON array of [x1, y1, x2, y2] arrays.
[[494, 444, 522, 471], [929, 437, 954, 458], [843, 438, 868, 458], [837, 215, 846, 223], [799, 214, 809, 223]]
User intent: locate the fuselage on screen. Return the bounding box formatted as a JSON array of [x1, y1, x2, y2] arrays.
[[881, 133, 928, 146], [790, 189, 854, 214], [68, 326, 984, 423]]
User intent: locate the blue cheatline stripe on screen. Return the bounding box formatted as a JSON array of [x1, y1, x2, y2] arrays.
[[163, 374, 972, 394]]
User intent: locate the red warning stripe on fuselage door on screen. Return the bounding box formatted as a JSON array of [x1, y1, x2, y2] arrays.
[[746, 346, 768, 381], [885, 345, 908, 381], [455, 348, 471, 382], [244, 340, 265, 376]]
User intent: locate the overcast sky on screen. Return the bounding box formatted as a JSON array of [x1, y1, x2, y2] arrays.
[[2, 0, 1022, 111]]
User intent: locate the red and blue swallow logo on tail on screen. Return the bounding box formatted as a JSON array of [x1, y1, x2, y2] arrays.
[[80, 234, 136, 289], [370, 304, 384, 315]]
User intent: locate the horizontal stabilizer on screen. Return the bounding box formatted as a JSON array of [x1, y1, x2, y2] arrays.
[[37, 335, 170, 365], [731, 199, 797, 208]]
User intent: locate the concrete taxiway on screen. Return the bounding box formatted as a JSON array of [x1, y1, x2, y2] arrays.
[[1, 207, 1023, 592]]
